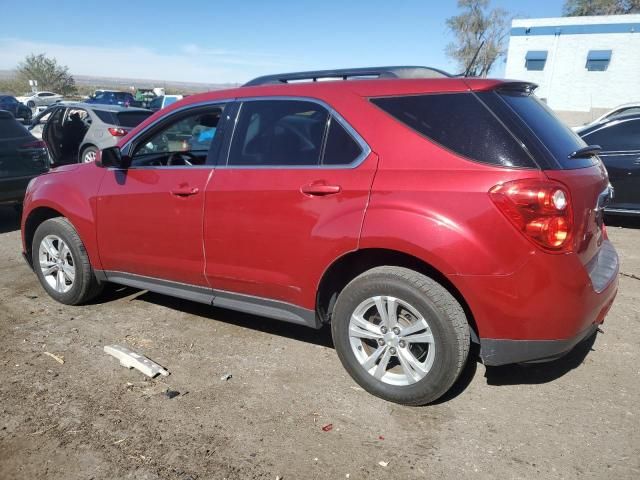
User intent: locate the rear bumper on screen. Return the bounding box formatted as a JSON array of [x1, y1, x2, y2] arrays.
[[480, 323, 600, 366], [451, 240, 619, 366]]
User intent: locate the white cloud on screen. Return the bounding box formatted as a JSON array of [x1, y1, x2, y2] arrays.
[[0, 38, 288, 84]]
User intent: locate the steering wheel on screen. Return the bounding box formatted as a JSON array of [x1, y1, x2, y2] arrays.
[[167, 151, 197, 166]]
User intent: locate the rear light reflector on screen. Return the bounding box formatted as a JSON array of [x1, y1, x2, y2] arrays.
[[108, 127, 127, 137], [20, 140, 47, 149], [489, 179, 574, 253]]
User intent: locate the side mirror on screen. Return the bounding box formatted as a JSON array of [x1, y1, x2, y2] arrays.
[[97, 146, 131, 169]]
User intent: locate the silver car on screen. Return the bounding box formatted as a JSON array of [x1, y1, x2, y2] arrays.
[[28, 103, 153, 164], [16, 91, 63, 109]]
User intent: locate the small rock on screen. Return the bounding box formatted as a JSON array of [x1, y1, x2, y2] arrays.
[[378, 461, 389, 467], [221, 373, 233, 381], [164, 389, 180, 399]]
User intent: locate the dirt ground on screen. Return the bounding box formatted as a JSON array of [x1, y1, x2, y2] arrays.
[[0, 206, 638, 480]]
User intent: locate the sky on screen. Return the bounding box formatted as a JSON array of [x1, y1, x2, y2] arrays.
[[0, 0, 565, 84]]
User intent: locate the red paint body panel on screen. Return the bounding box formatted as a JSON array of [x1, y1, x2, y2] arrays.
[[96, 168, 212, 286], [203, 154, 378, 308]]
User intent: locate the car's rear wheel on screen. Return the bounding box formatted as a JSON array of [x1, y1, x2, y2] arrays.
[[27, 101, 35, 109], [331, 266, 469, 405], [81, 146, 98, 163], [32, 217, 103, 305]]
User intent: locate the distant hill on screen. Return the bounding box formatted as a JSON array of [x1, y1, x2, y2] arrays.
[[0, 70, 238, 93]]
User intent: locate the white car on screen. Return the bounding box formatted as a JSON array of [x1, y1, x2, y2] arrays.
[[572, 102, 640, 131], [16, 91, 63, 109]]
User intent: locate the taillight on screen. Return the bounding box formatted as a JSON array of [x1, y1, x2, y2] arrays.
[[20, 140, 47, 149], [108, 127, 127, 137], [489, 179, 573, 253]]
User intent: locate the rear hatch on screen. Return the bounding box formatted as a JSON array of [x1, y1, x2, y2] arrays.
[[0, 116, 49, 179], [476, 85, 610, 266]]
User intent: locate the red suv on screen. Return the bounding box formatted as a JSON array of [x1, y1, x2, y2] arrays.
[[20, 67, 619, 405]]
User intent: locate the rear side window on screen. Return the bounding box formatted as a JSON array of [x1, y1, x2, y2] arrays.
[[228, 100, 328, 166], [322, 117, 363, 165], [116, 111, 153, 128], [583, 119, 640, 151], [94, 110, 116, 124], [371, 93, 535, 168]]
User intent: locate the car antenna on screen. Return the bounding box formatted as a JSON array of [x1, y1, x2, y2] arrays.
[[462, 40, 485, 77]]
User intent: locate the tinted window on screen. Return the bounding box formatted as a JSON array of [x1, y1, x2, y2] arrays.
[[0, 117, 29, 139], [228, 100, 328, 166], [608, 107, 640, 120], [93, 110, 116, 123], [322, 117, 363, 165], [583, 119, 640, 151], [116, 111, 153, 127], [371, 93, 535, 168]]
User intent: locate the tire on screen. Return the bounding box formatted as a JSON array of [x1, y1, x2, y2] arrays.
[[27, 101, 35, 109], [331, 266, 470, 405], [80, 146, 98, 163], [21, 109, 32, 123], [32, 217, 104, 305]]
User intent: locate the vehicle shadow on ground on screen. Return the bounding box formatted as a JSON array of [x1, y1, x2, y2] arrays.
[[483, 332, 597, 386], [0, 206, 21, 234], [606, 214, 640, 229], [127, 290, 335, 348]]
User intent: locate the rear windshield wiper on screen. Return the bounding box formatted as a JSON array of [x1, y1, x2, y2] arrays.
[[568, 145, 601, 159]]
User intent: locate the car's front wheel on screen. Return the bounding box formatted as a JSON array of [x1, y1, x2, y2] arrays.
[[331, 266, 470, 405], [32, 217, 103, 305]]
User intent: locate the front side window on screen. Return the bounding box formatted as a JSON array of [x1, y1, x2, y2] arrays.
[[131, 106, 223, 167], [228, 100, 328, 167]]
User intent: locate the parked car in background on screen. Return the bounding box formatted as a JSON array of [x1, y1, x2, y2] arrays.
[[573, 102, 640, 131], [149, 95, 183, 112], [16, 91, 63, 109], [0, 94, 33, 122], [577, 114, 640, 215], [20, 67, 619, 405], [85, 90, 137, 107], [0, 110, 49, 207], [29, 103, 153, 164]]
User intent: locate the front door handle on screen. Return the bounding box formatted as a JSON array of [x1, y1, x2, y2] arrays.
[[171, 186, 199, 197], [300, 183, 341, 196]]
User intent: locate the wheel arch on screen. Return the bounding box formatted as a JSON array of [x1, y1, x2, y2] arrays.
[[23, 206, 64, 266], [78, 143, 98, 163], [315, 248, 479, 342]]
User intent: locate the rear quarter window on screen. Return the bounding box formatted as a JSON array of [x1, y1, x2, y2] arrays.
[[371, 93, 536, 168]]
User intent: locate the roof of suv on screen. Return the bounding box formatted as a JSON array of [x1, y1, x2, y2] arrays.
[[45, 102, 151, 113]]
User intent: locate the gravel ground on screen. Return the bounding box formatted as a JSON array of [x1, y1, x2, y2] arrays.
[[0, 206, 638, 480]]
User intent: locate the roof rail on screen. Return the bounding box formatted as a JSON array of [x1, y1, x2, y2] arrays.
[[243, 66, 451, 87]]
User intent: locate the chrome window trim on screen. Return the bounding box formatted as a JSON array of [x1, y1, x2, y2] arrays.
[[112, 96, 371, 171], [221, 96, 372, 170]]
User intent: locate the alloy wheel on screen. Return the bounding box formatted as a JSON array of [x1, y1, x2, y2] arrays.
[[349, 295, 436, 386], [38, 234, 75, 293]]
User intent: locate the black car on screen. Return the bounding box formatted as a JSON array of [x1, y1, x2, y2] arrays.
[[578, 114, 640, 215], [0, 110, 50, 206], [0, 94, 33, 122]]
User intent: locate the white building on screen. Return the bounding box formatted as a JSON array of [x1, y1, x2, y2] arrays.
[[504, 14, 640, 125]]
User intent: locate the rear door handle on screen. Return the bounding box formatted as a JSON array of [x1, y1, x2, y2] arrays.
[[171, 186, 199, 197], [300, 183, 341, 196]]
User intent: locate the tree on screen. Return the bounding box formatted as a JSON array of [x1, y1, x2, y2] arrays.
[[563, 0, 640, 15], [445, 0, 510, 77], [16, 53, 76, 95]]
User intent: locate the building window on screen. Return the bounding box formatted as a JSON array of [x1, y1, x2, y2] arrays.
[[586, 50, 612, 71], [525, 51, 548, 71]]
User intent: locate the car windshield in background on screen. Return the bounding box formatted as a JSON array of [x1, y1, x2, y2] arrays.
[[164, 97, 179, 108], [116, 111, 153, 127]]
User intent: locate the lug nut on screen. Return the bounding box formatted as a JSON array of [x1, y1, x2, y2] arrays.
[[392, 327, 400, 335], [380, 326, 388, 334], [389, 347, 397, 355], [378, 339, 385, 346], [399, 340, 406, 348]]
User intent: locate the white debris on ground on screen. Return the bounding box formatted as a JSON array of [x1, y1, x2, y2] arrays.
[[103, 345, 169, 378]]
